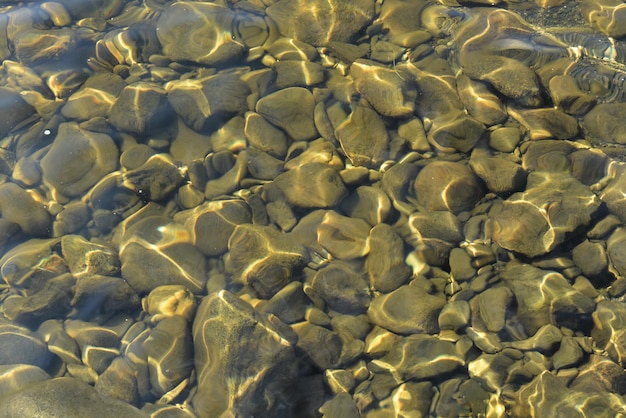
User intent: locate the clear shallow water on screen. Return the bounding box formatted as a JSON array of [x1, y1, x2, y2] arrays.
[[1, 0, 626, 416]]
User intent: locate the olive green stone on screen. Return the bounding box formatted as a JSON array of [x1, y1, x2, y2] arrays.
[[367, 224, 411, 293], [0, 182, 50, 236], [273, 163, 347, 208], [121, 154, 184, 202], [0, 87, 35, 138], [311, 261, 370, 314], [61, 234, 119, 278], [40, 122, 118, 198], [256, 87, 318, 141], [109, 82, 171, 134], [0, 365, 50, 399]]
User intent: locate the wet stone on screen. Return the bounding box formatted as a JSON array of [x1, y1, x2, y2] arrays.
[[256, 87, 318, 141], [119, 216, 207, 295], [469, 149, 527, 194], [0, 87, 35, 138], [414, 161, 484, 214], [259, 281, 308, 324], [0, 238, 66, 289], [0, 322, 53, 369], [192, 290, 297, 417], [273, 163, 347, 208], [456, 74, 507, 126], [584, 103, 626, 145], [319, 391, 360, 418], [0, 365, 49, 399], [143, 315, 193, 398], [157, 2, 246, 66], [121, 154, 184, 202], [548, 75, 596, 115], [473, 286, 513, 332], [247, 148, 285, 181], [274, 60, 325, 89], [61, 86, 117, 121], [508, 106, 578, 140], [607, 227, 626, 277], [572, 240, 609, 281], [109, 81, 172, 135], [601, 164, 626, 222], [449, 248, 475, 282], [0, 182, 50, 236], [370, 334, 464, 380], [351, 59, 416, 118], [95, 357, 140, 406], [489, 172, 601, 258], [489, 126, 522, 153], [141, 285, 196, 323], [266, 0, 375, 46], [569, 355, 626, 395], [317, 211, 371, 260], [173, 199, 251, 257], [226, 224, 306, 298], [61, 235, 119, 278], [552, 336, 584, 370], [71, 275, 140, 319], [580, 0, 626, 38], [0, 377, 146, 417], [167, 72, 250, 132], [244, 111, 289, 159], [340, 185, 392, 226], [366, 223, 411, 293], [40, 122, 118, 199], [310, 261, 370, 314], [368, 284, 445, 335], [407, 210, 463, 266], [438, 300, 470, 331]]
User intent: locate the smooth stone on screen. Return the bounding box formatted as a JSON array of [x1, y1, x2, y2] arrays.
[[584, 103, 626, 145], [64, 319, 121, 351], [397, 117, 430, 152], [4, 273, 74, 326], [0, 323, 53, 369], [226, 224, 306, 298], [143, 316, 193, 398], [593, 300, 626, 367], [0, 365, 50, 399], [292, 322, 344, 369], [469, 149, 527, 194], [317, 211, 371, 260], [266, 0, 375, 46], [340, 186, 392, 226], [572, 240, 609, 280], [438, 300, 470, 331], [552, 336, 584, 370], [310, 261, 370, 314], [549, 75, 596, 115], [325, 369, 356, 395], [283, 137, 344, 171], [506, 324, 562, 353], [366, 224, 412, 293], [368, 284, 445, 334], [370, 334, 464, 380], [520, 139, 575, 172], [40, 122, 118, 198], [414, 161, 484, 214], [167, 72, 250, 132], [192, 290, 297, 417], [274, 163, 347, 208], [173, 199, 252, 257], [244, 111, 289, 159], [407, 210, 463, 266], [351, 59, 416, 118], [121, 154, 184, 202], [0, 377, 146, 417], [489, 172, 601, 257], [247, 148, 285, 181], [0, 182, 50, 235], [462, 53, 542, 107], [141, 285, 196, 323], [388, 382, 434, 417], [601, 164, 626, 222], [330, 315, 371, 340], [267, 38, 320, 61], [319, 391, 359, 418], [456, 74, 507, 126], [95, 357, 140, 406], [169, 120, 212, 165], [427, 113, 486, 154], [13, 28, 74, 65], [468, 352, 516, 391], [82, 345, 118, 374], [335, 102, 390, 168], [71, 275, 140, 318], [501, 262, 595, 336], [489, 126, 522, 153], [608, 228, 626, 277], [61, 234, 119, 278], [256, 87, 318, 141], [508, 106, 578, 140], [0, 87, 35, 138], [109, 81, 171, 134], [259, 281, 308, 324], [62, 87, 116, 120], [512, 371, 626, 418], [449, 247, 476, 282], [204, 150, 248, 199], [274, 60, 325, 89], [569, 149, 609, 186], [119, 216, 207, 294], [157, 2, 245, 66], [473, 286, 513, 332]]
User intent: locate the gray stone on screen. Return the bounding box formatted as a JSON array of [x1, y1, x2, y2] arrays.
[[192, 291, 297, 417], [0, 377, 146, 417]]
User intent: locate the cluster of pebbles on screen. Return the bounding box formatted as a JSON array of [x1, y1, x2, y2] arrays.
[[2, 0, 626, 416]]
